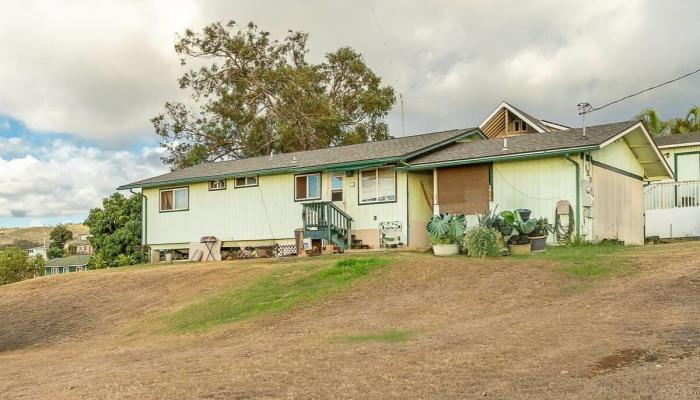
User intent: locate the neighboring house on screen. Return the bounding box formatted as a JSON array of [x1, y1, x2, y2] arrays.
[[27, 246, 47, 259], [65, 238, 93, 255], [645, 132, 700, 238], [45, 255, 91, 275], [118, 102, 671, 257]]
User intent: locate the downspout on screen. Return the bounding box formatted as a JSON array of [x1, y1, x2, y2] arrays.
[[129, 188, 147, 247], [564, 154, 581, 237]]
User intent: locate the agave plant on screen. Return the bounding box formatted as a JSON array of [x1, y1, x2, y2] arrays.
[[426, 213, 466, 244], [499, 210, 536, 244]]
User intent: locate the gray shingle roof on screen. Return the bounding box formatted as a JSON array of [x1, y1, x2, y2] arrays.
[[654, 132, 700, 147], [408, 121, 637, 166], [119, 128, 478, 189], [45, 255, 91, 267]]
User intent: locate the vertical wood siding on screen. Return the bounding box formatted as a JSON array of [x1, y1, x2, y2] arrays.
[[591, 165, 644, 245], [145, 170, 409, 247], [493, 157, 577, 243], [407, 171, 433, 248], [591, 139, 645, 177]]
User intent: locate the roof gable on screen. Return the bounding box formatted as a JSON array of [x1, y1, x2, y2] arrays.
[[478, 101, 566, 137]]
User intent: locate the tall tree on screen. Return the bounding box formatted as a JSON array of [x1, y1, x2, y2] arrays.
[[47, 225, 73, 259], [153, 21, 396, 170], [84, 193, 143, 267]]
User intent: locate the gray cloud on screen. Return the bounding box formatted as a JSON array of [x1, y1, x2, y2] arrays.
[[1, 0, 699, 140], [0, 142, 167, 218]]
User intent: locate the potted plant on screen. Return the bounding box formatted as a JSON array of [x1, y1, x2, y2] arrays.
[[529, 217, 553, 252], [426, 213, 466, 256], [499, 210, 536, 255]]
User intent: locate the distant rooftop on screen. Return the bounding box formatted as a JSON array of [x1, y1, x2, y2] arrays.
[[654, 132, 700, 148]]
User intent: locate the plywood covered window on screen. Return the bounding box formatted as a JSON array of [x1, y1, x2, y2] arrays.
[[295, 173, 321, 201], [160, 187, 189, 212], [360, 167, 396, 204], [437, 164, 490, 214]]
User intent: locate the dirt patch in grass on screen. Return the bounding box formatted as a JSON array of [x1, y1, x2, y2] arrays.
[[1, 245, 699, 399], [586, 348, 651, 376], [336, 329, 413, 344]]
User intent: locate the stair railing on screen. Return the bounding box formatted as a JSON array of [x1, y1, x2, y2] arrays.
[[302, 202, 353, 249]]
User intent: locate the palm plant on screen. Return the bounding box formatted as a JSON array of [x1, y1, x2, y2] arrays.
[[635, 108, 668, 136], [426, 213, 466, 244]]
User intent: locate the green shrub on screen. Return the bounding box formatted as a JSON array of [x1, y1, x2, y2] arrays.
[[465, 227, 501, 258]]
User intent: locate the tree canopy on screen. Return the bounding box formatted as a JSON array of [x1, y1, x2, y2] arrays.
[[636, 106, 700, 136], [153, 21, 396, 170], [46, 224, 73, 259], [84, 193, 143, 268], [0, 247, 44, 286]]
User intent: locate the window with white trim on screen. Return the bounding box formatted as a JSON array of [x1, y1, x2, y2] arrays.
[[360, 167, 396, 204], [331, 174, 344, 202], [234, 176, 258, 188], [208, 179, 226, 190], [513, 120, 528, 132], [295, 173, 321, 201], [160, 187, 189, 212]]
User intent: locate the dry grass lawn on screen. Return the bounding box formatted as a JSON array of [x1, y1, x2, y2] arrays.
[[0, 223, 89, 247], [0, 242, 698, 399]]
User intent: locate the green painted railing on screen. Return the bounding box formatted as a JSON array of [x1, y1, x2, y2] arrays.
[[302, 202, 353, 249]]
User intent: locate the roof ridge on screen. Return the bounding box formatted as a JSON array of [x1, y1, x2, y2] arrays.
[[192, 127, 473, 168]]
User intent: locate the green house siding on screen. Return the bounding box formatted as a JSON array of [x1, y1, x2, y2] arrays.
[[145, 169, 412, 249]]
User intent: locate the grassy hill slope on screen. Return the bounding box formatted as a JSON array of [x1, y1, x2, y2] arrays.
[[0, 244, 698, 399], [0, 224, 89, 248]]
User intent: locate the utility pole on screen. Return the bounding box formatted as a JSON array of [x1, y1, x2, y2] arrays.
[[577, 102, 593, 138]]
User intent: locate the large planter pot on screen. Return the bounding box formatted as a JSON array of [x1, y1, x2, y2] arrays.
[[516, 209, 532, 221], [432, 243, 459, 256], [509, 243, 531, 256], [529, 236, 547, 252]]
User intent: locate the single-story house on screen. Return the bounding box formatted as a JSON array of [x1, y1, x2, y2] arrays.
[[645, 131, 700, 237], [118, 102, 672, 258], [45, 255, 91, 275]]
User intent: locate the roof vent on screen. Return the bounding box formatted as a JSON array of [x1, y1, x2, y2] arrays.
[[291, 156, 297, 164], [502, 137, 508, 151], [270, 150, 274, 159]]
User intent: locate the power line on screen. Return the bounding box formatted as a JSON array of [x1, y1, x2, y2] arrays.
[[580, 66, 700, 115]]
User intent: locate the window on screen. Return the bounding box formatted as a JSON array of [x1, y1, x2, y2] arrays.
[[208, 179, 226, 191], [331, 174, 343, 202], [295, 173, 321, 201], [234, 176, 258, 188], [360, 167, 396, 204], [160, 187, 189, 212], [513, 120, 528, 132]]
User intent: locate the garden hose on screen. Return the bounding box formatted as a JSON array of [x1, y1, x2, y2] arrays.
[[555, 204, 575, 245]]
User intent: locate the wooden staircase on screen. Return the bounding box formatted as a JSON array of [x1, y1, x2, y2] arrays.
[[302, 202, 354, 251]]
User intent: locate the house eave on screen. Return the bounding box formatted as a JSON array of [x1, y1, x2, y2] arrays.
[[399, 145, 601, 170]]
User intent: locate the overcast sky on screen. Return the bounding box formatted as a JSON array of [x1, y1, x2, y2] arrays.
[[1, 0, 699, 227]]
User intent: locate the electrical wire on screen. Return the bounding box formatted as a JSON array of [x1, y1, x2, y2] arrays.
[[584, 66, 700, 113]]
